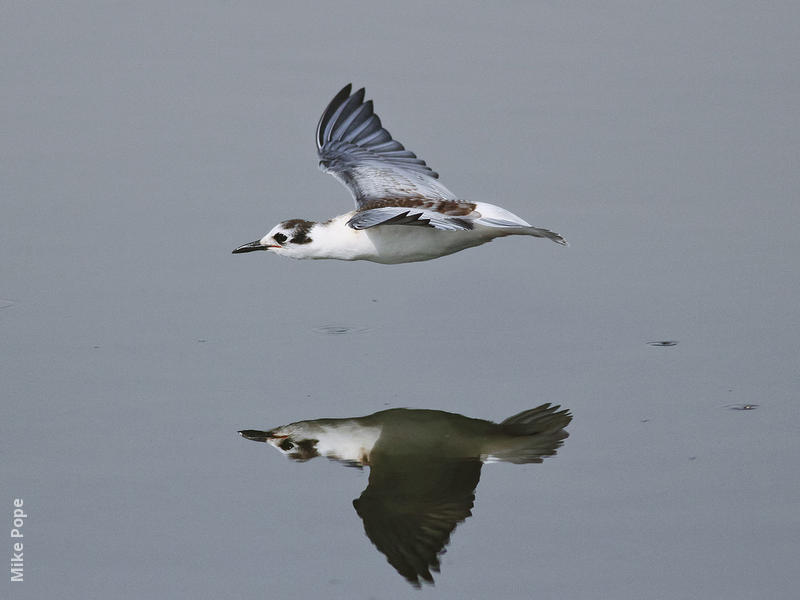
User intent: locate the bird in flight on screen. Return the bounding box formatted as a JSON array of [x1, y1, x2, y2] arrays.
[[239, 403, 572, 586], [233, 84, 566, 264]]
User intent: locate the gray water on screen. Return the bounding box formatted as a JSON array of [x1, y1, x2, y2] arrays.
[[3, 2, 799, 598]]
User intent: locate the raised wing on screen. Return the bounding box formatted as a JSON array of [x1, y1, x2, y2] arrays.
[[316, 84, 458, 207]]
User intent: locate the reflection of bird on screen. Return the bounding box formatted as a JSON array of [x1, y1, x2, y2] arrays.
[[232, 84, 566, 263], [240, 403, 572, 586]]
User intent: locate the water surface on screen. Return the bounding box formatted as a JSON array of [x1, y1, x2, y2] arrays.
[[2, 2, 799, 599]]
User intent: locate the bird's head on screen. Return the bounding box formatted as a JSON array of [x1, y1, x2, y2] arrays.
[[239, 422, 320, 462], [232, 219, 317, 258]]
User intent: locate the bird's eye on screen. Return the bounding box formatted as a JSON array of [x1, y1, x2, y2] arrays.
[[279, 439, 294, 451], [273, 232, 287, 244]]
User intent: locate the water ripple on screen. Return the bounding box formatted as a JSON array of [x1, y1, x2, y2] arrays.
[[313, 325, 370, 335]]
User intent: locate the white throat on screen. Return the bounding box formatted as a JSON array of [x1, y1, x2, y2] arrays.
[[299, 214, 376, 261]]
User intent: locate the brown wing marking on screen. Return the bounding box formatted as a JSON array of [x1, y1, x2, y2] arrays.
[[358, 196, 478, 217]]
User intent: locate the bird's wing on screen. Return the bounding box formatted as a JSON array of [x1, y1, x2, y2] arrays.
[[347, 204, 477, 231], [316, 84, 459, 208], [352, 455, 482, 587]]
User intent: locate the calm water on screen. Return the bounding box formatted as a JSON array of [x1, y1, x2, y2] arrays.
[[3, 2, 799, 599]]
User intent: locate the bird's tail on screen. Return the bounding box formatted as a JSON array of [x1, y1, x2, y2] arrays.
[[477, 216, 567, 246], [524, 226, 568, 246], [501, 403, 572, 435], [487, 404, 572, 464], [472, 202, 568, 245]]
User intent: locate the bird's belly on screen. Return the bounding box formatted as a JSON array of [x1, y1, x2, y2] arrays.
[[363, 226, 496, 264]]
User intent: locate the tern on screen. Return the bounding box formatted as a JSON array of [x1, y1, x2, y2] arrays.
[[233, 84, 567, 263], [240, 403, 572, 586]]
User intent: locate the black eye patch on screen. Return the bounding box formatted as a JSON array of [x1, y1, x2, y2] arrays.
[[278, 219, 314, 245], [289, 232, 312, 245], [273, 232, 287, 244], [288, 438, 319, 461]]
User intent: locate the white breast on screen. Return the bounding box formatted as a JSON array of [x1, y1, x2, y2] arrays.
[[314, 421, 383, 464], [308, 213, 502, 263]]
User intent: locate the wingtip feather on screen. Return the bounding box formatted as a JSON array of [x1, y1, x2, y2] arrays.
[[316, 83, 354, 149]]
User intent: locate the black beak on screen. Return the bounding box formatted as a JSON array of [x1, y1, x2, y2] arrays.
[[239, 429, 273, 442], [232, 240, 267, 254]]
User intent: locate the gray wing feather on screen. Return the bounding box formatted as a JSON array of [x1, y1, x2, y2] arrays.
[[317, 84, 457, 206], [316, 85, 357, 149], [347, 207, 474, 231]]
